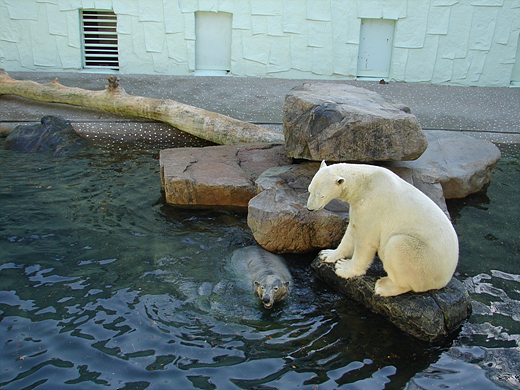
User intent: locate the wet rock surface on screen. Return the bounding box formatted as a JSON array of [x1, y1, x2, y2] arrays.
[[387, 130, 502, 199], [160, 143, 289, 207], [311, 256, 472, 342], [3, 115, 85, 156], [283, 83, 428, 162]]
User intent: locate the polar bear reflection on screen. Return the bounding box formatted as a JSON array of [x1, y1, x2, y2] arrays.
[[307, 161, 458, 297]]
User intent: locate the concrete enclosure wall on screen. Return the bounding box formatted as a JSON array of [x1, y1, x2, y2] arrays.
[[1, 0, 519, 87]]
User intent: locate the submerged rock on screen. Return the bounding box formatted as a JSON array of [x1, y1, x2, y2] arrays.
[[3, 115, 85, 156], [283, 83, 428, 162], [311, 256, 472, 342]]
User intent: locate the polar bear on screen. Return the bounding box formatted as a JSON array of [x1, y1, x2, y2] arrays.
[[231, 245, 292, 309], [307, 161, 459, 297]]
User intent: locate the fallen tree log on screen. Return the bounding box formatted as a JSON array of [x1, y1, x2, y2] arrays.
[[0, 69, 284, 145]]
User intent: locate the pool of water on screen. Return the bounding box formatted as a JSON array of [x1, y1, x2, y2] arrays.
[[1, 138, 519, 390]]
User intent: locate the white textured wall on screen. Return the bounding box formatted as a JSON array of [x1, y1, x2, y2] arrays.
[[1, 0, 519, 87]]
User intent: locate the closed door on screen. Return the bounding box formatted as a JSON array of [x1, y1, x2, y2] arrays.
[[357, 19, 395, 77], [511, 33, 520, 86], [195, 12, 232, 71]]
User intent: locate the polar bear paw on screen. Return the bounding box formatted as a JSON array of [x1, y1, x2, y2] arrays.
[[318, 249, 342, 263], [374, 277, 412, 297], [335, 259, 366, 279]]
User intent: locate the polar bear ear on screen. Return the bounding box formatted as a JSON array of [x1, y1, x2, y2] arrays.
[[336, 177, 345, 185], [320, 160, 327, 169]]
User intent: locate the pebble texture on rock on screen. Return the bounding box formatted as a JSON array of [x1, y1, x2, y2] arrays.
[[283, 83, 428, 162], [311, 256, 472, 342], [160, 143, 289, 207]]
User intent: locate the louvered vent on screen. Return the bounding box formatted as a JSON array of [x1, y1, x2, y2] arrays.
[[81, 10, 119, 70]]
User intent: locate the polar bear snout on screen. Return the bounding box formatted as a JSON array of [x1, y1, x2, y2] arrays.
[[307, 194, 324, 211]]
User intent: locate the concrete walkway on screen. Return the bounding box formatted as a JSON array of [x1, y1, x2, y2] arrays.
[[1, 71, 519, 143]]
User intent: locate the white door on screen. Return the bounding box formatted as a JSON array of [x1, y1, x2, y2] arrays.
[[195, 12, 232, 71], [511, 33, 520, 86], [357, 19, 395, 78]]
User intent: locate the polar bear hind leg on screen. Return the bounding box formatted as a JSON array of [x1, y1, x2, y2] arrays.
[[375, 277, 412, 297], [375, 234, 436, 297]]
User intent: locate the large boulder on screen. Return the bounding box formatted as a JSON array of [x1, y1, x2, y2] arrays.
[[3, 115, 85, 156], [387, 130, 501, 198], [160, 143, 289, 207], [311, 256, 472, 342], [283, 83, 428, 162], [248, 162, 447, 253], [248, 162, 349, 253]]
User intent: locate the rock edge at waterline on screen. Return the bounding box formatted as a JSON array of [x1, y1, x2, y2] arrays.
[[311, 256, 472, 342]]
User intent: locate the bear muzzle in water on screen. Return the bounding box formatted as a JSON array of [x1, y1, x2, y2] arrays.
[[231, 245, 293, 309], [254, 276, 290, 309]]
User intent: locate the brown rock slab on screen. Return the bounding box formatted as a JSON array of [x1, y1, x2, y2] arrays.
[[160, 143, 290, 207], [311, 256, 472, 342], [283, 83, 428, 162]]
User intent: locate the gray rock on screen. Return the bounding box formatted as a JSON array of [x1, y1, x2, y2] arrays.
[[160, 143, 289, 207], [283, 83, 428, 162], [248, 162, 448, 253], [311, 256, 472, 342], [3, 115, 86, 157], [247, 162, 349, 253], [387, 130, 501, 198]]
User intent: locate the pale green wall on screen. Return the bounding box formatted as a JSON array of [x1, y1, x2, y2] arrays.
[[1, 0, 519, 87]]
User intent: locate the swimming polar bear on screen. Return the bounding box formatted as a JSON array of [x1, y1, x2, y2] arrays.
[[307, 161, 459, 297], [231, 245, 292, 309]]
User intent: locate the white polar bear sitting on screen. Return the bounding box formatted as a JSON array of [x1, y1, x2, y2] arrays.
[[307, 161, 459, 297]]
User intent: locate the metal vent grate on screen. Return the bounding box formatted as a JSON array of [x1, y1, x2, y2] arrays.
[[81, 10, 119, 70]]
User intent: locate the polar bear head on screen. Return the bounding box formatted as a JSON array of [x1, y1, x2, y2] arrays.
[[307, 161, 346, 211], [253, 275, 290, 309]]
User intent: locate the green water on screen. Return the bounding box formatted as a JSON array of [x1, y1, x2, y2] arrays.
[[0, 139, 519, 389]]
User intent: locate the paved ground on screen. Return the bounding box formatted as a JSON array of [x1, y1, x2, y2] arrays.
[[1, 71, 519, 143]]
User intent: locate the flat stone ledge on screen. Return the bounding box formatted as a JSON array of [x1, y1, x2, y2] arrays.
[[160, 143, 289, 208], [311, 256, 472, 343]]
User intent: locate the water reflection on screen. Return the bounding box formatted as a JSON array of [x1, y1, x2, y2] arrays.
[[1, 140, 519, 389]]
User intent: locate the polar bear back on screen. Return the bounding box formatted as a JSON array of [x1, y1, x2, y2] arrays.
[[331, 163, 456, 244]]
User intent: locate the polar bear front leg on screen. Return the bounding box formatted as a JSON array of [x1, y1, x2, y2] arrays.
[[335, 241, 377, 279], [318, 224, 355, 263]]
